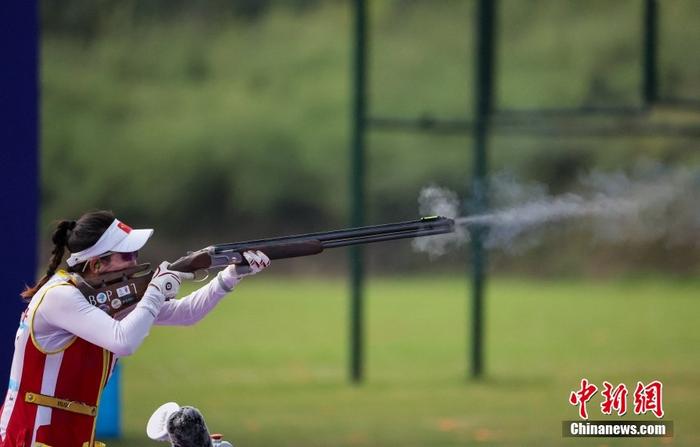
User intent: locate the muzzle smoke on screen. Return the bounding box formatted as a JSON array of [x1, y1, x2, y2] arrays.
[[413, 163, 700, 257]]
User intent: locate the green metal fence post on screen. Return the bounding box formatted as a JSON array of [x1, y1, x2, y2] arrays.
[[642, 0, 659, 105], [470, 0, 497, 380], [350, 0, 367, 384]]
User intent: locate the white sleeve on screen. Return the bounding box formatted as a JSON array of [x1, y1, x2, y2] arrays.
[[35, 284, 165, 357], [154, 272, 234, 326]]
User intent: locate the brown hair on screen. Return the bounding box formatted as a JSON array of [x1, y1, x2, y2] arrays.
[[21, 210, 115, 301]]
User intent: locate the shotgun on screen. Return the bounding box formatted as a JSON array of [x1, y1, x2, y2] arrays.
[[75, 216, 454, 317]]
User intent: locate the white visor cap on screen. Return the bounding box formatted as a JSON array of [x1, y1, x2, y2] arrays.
[[66, 219, 154, 267]]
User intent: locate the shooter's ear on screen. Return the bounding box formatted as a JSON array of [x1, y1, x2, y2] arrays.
[[86, 258, 101, 274]]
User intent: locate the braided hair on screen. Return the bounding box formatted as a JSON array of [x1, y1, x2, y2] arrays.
[[20, 210, 115, 301]]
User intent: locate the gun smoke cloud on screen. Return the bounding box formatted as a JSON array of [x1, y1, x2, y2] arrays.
[[413, 163, 700, 257]]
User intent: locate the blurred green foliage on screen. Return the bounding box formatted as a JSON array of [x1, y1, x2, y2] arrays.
[[41, 0, 700, 271]]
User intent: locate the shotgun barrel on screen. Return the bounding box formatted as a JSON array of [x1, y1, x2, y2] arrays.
[[216, 215, 454, 252]]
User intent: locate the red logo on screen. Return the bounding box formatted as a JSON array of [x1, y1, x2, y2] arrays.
[[569, 379, 665, 419], [117, 221, 132, 233]]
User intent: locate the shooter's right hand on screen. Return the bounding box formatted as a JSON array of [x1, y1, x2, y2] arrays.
[[148, 261, 195, 300]]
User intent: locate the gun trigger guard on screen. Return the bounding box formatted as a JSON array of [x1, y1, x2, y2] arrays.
[[193, 270, 209, 283]]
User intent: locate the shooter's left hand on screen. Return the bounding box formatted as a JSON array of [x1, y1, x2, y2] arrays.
[[218, 250, 270, 291]]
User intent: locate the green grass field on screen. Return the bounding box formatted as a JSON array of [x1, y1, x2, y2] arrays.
[[105, 276, 699, 446]]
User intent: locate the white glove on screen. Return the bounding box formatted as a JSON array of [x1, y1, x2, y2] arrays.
[[148, 261, 195, 300], [218, 250, 270, 291]]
